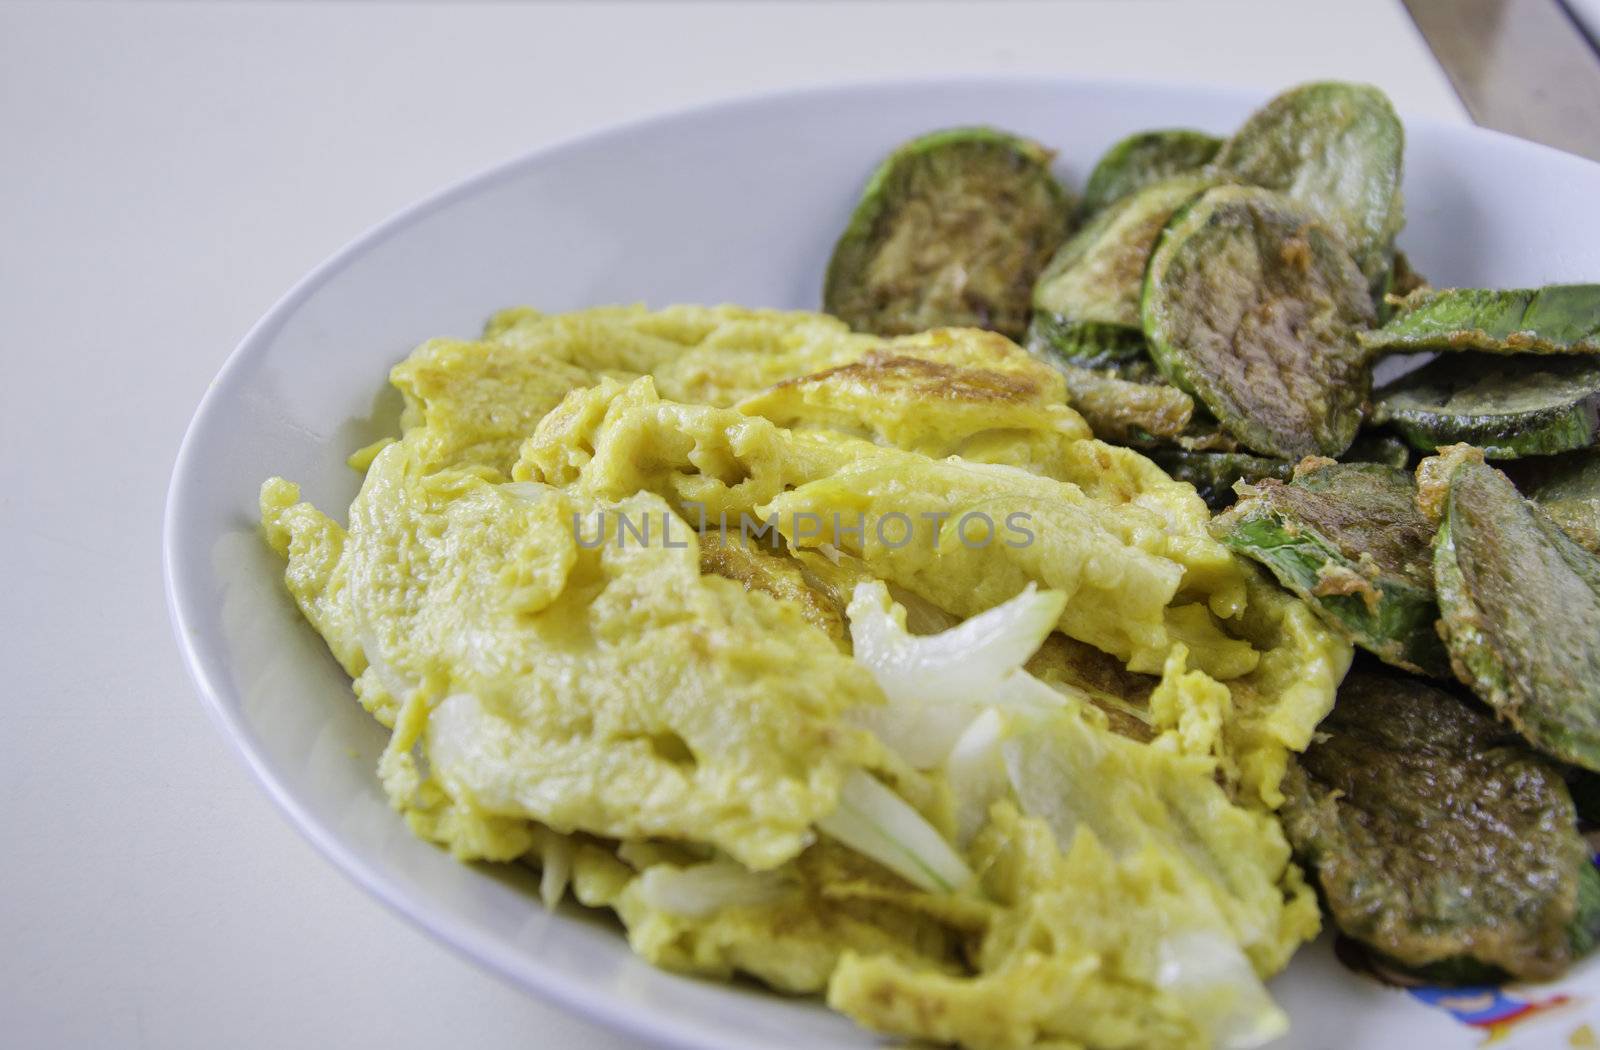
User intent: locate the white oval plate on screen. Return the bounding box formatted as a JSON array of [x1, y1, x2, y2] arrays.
[[165, 77, 1600, 1049]]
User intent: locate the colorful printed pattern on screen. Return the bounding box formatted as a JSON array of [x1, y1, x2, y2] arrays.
[[1353, 850, 1600, 1044], [1405, 985, 1574, 1044]]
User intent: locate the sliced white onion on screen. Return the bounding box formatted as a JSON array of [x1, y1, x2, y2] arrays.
[[538, 838, 573, 910], [846, 581, 1066, 768], [633, 859, 797, 918], [847, 581, 1065, 708], [817, 769, 973, 894], [499, 481, 550, 503], [1156, 930, 1288, 1049], [946, 708, 1009, 847]]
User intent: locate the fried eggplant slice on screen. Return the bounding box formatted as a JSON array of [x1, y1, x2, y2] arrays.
[[1148, 449, 1291, 510], [1030, 174, 1216, 365], [823, 128, 1071, 339], [1050, 364, 1242, 451], [1545, 500, 1600, 557], [1362, 285, 1600, 356], [1213, 81, 1404, 284], [1025, 320, 1238, 449], [1280, 671, 1595, 983], [1426, 452, 1600, 770], [1078, 129, 1223, 217], [1142, 185, 1376, 459], [1212, 460, 1446, 674], [1373, 352, 1600, 459], [1055, 364, 1188, 444]]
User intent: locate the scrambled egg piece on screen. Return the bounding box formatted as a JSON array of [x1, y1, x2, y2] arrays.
[[264, 439, 886, 869], [516, 376, 1258, 680], [831, 799, 1310, 1050], [395, 305, 870, 473], [736, 327, 1092, 456], [262, 305, 1353, 1050]]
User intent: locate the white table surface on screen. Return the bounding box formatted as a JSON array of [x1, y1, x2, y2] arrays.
[[0, 2, 1466, 1047]]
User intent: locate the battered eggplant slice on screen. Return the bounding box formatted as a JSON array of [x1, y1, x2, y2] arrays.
[[1373, 352, 1600, 459], [1545, 501, 1600, 556], [1142, 185, 1376, 459], [1362, 285, 1600, 355], [1053, 364, 1237, 451], [1078, 129, 1222, 217], [1054, 364, 1188, 443], [1213, 81, 1404, 285], [1029, 174, 1217, 368], [823, 128, 1072, 339], [1148, 449, 1291, 510], [1424, 450, 1600, 771], [1280, 671, 1597, 983], [1212, 460, 1446, 674]]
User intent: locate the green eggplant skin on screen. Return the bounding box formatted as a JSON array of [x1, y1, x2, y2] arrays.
[[1078, 129, 1222, 218], [1212, 461, 1447, 674], [1142, 185, 1375, 459], [1280, 671, 1595, 983], [1363, 285, 1600, 355], [1374, 352, 1600, 460], [1213, 81, 1404, 286], [823, 127, 1072, 340], [1430, 456, 1600, 772]]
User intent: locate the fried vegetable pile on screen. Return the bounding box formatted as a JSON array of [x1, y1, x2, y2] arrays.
[[813, 77, 1600, 1015], [824, 81, 1427, 507]]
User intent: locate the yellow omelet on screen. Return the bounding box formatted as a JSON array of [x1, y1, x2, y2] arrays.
[[262, 305, 1352, 1050]]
